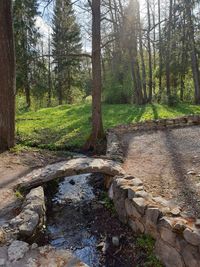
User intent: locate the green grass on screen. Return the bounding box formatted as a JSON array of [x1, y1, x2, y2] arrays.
[[16, 103, 200, 150]]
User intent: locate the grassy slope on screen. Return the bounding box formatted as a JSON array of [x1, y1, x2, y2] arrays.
[[16, 103, 200, 150]]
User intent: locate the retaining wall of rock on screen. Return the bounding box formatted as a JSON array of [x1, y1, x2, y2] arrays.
[[9, 186, 46, 240], [108, 114, 200, 135], [108, 175, 200, 267], [106, 116, 200, 267]]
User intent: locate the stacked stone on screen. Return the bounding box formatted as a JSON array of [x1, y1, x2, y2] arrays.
[[9, 186, 46, 239], [110, 175, 200, 267], [0, 241, 89, 266], [110, 114, 200, 135], [106, 132, 124, 162]]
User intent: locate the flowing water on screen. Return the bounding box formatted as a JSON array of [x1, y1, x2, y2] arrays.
[[46, 174, 102, 267], [45, 173, 142, 267]]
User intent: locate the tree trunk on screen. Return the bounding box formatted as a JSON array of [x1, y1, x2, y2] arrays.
[[180, 10, 186, 102], [25, 77, 31, 108], [147, 0, 153, 102], [186, 1, 200, 104], [166, 0, 172, 103], [158, 0, 162, 102], [57, 61, 63, 105], [47, 32, 52, 107], [85, 0, 104, 150], [0, 0, 15, 152], [152, 0, 156, 95], [137, 0, 147, 103], [129, 49, 143, 105]]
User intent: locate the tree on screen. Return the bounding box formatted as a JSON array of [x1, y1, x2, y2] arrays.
[[185, 0, 200, 104], [52, 0, 82, 105], [13, 0, 39, 108], [146, 0, 153, 102], [157, 0, 163, 101], [0, 0, 16, 152], [85, 0, 104, 151]]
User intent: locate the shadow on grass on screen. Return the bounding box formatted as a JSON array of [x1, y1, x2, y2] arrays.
[[135, 105, 147, 122], [103, 104, 147, 128], [17, 104, 92, 150], [165, 103, 200, 116], [150, 104, 159, 120]]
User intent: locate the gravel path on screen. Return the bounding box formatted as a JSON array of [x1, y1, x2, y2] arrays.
[[121, 125, 200, 217]]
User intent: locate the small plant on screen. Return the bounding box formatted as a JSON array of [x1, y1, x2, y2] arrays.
[[100, 191, 116, 214], [15, 190, 24, 200], [136, 235, 163, 267]]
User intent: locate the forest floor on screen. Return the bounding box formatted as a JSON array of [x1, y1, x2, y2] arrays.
[[121, 125, 200, 218], [16, 103, 200, 150]]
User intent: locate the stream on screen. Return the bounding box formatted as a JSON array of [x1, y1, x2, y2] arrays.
[[46, 174, 100, 266], [44, 173, 143, 267]]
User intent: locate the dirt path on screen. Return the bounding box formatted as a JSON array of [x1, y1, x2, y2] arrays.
[[0, 149, 68, 224], [120, 125, 200, 217]]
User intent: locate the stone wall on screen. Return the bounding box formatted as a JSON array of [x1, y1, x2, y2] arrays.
[[8, 186, 46, 240], [106, 115, 200, 267], [108, 114, 200, 135], [107, 175, 200, 267]]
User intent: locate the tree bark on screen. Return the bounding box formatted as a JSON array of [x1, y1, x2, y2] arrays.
[[147, 0, 153, 102], [25, 76, 31, 108], [137, 0, 147, 103], [85, 0, 104, 150], [186, 1, 200, 104], [47, 32, 52, 107], [166, 0, 172, 103], [158, 0, 162, 102], [0, 0, 15, 152]]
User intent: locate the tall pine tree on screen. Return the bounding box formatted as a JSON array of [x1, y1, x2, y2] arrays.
[[13, 0, 39, 108], [52, 0, 82, 105]]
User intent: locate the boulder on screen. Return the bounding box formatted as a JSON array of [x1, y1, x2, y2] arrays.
[[8, 240, 29, 262], [125, 199, 141, 219], [113, 179, 127, 223], [183, 228, 200, 246], [155, 239, 184, 267], [129, 219, 145, 233], [18, 210, 39, 236], [132, 198, 147, 215]]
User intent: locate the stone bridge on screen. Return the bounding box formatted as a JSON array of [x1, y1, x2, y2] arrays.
[[16, 157, 125, 190]]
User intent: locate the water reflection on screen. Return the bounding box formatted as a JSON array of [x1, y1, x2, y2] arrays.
[[47, 174, 100, 267]]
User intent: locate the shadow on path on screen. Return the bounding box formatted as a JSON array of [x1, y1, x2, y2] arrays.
[[163, 129, 200, 216]]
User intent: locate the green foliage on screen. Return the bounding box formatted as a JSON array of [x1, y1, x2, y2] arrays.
[[13, 0, 40, 100], [16, 103, 200, 150], [52, 0, 82, 104], [100, 192, 116, 214], [15, 190, 24, 200], [167, 94, 180, 107], [136, 235, 155, 254], [9, 144, 32, 153], [103, 52, 133, 104], [136, 235, 163, 267]]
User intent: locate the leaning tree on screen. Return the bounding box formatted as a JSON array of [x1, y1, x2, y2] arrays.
[[0, 0, 15, 152]]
